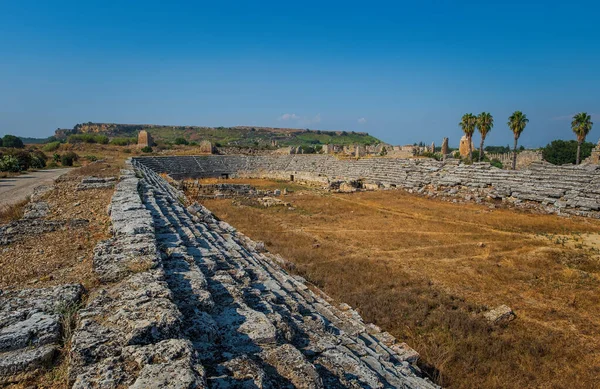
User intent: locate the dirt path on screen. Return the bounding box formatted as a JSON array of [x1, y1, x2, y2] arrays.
[[0, 169, 72, 206]]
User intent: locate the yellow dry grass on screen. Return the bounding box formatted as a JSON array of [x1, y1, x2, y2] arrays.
[[198, 178, 600, 389]]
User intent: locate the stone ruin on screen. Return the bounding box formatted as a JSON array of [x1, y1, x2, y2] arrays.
[[64, 161, 438, 388], [458, 135, 473, 157], [137, 130, 154, 148], [199, 140, 214, 154], [441, 138, 449, 157], [133, 155, 600, 217], [0, 160, 439, 387], [485, 150, 543, 169]]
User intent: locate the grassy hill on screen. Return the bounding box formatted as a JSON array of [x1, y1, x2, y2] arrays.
[[55, 122, 382, 147]]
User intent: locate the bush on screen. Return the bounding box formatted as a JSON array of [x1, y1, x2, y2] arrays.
[[61, 151, 79, 166], [53, 153, 61, 163], [30, 150, 47, 169], [189, 141, 198, 146], [0, 155, 21, 172], [84, 155, 98, 162], [109, 137, 137, 146], [123, 148, 131, 154], [47, 161, 58, 168], [542, 140, 594, 165], [421, 151, 441, 161], [174, 137, 189, 145], [490, 158, 503, 169], [67, 134, 109, 144], [2, 135, 24, 148], [10, 150, 33, 170], [43, 141, 61, 152], [141, 146, 153, 153]]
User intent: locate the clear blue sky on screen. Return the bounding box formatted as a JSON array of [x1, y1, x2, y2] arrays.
[[1, 0, 598, 147]]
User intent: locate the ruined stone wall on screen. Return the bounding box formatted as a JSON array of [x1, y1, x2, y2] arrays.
[[486, 150, 543, 168], [133, 155, 600, 217]]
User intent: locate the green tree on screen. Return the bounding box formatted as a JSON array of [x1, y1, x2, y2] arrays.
[[2, 135, 24, 148], [571, 112, 593, 164], [459, 113, 477, 161], [542, 140, 594, 165], [476, 112, 494, 161], [507, 111, 529, 169]]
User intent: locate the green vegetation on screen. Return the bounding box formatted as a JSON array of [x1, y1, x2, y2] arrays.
[[507, 111, 529, 170], [67, 134, 109, 144], [476, 112, 494, 162], [60, 122, 381, 148], [571, 112, 593, 164], [0, 149, 47, 172], [173, 137, 189, 145], [2, 135, 24, 148], [43, 141, 62, 152], [141, 146, 153, 153], [60, 151, 79, 166], [542, 140, 594, 165], [109, 137, 137, 146]]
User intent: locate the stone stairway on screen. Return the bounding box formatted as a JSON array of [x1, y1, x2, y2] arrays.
[[69, 161, 438, 388]]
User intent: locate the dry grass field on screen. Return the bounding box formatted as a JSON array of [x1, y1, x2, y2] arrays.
[[195, 178, 600, 389]]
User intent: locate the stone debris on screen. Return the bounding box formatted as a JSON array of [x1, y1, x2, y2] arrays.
[[68, 159, 439, 388], [133, 155, 600, 218], [23, 201, 50, 219], [76, 176, 117, 190], [257, 196, 290, 207], [483, 305, 516, 325], [0, 284, 83, 384]]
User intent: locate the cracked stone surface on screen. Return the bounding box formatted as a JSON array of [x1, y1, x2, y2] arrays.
[[0, 284, 83, 383], [69, 160, 438, 388]]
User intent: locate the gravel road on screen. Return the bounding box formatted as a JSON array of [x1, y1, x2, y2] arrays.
[[0, 169, 72, 206]]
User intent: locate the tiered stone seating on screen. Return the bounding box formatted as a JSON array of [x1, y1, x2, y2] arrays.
[[132, 156, 600, 216], [69, 160, 438, 388]]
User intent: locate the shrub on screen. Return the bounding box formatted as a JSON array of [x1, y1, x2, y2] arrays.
[[0, 155, 21, 172], [53, 153, 61, 162], [174, 137, 189, 145], [490, 158, 503, 169], [61, 151, 79, 166], [47, 161, 58, 168], [43, 141, 61, 152], [10, 150, 32, 170], [109, 137, 137, 146], [67, 134, 109, 144], [123, 148, 131, 154], [421, 151, 442, 161], [30, 150, 47, 169], [2, 135, 24, 148], [189, 141, 198, 146], [84, 155, 98, 162], [141, 146, 153, 153]]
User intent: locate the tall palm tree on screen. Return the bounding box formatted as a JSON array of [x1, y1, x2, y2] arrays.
[[507, 111, 529, 170], [571, 112, 593, 164], [459, 113, 477, 161], [476, 112, 494, 162]]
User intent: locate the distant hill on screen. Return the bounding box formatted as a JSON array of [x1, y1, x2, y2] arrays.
[[54, 122, 382, 147], [19, 136, 54, 144]]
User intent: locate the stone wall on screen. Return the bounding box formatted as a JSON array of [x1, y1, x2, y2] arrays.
[[486, 150, 543, 168], [133, 155, 600, 217]]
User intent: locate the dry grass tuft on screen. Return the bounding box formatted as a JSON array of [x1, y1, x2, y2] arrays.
[[197, 179, 600, 389], [0, 199, 28, 224]]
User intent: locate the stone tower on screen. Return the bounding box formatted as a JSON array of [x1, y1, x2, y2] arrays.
[[137, 130, 154, 148], [459, 135, 473, 157]]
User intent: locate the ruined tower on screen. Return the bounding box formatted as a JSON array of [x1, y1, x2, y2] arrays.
[[137, 130, 154, 148]]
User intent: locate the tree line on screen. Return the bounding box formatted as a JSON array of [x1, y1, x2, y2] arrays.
[[459, 111, 593, 169]]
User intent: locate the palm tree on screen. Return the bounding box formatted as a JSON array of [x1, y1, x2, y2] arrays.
[[507, 111, 529, 169], [476, 112, 494, 162], [459, 113, 477, 161], [571, 112, 593, 164]]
